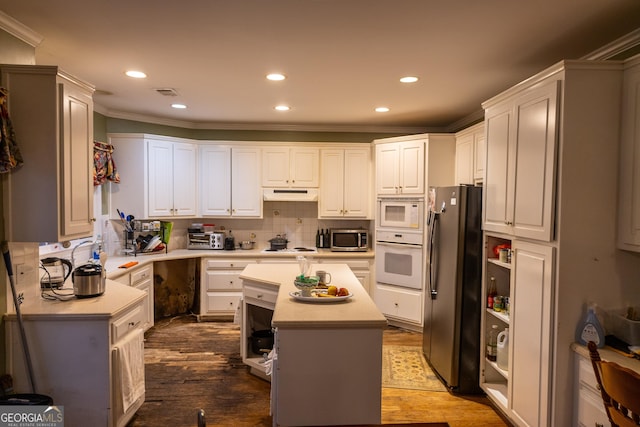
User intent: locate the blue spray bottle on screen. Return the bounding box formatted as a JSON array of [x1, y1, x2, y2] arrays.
[[575, 303, 605, 348]]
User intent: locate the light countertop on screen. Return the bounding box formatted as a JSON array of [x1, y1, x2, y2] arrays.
[[104, 248, 374, 281], [240, 263, 387, 329], [12, 249, 373, 319], [5, 281, 145, 320], [571, 342, 640, 374]]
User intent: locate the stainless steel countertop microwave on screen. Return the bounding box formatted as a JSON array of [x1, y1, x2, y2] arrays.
[[330, 229, 368, 252]]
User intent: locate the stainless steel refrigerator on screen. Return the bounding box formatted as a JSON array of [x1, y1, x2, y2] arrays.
[[423, 185, 483, 394]]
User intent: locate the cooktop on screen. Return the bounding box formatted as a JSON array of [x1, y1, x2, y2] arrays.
[[261, 247, 318, 253]]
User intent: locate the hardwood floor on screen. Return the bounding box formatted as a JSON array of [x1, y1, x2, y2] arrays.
[[126, 315, 509, 427]]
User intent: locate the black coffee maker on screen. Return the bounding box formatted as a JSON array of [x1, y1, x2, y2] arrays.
[[224, 231, 235, 250]]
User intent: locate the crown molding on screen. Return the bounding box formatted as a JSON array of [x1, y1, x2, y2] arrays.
[[583, 28, 640, 60], [94, 103, 438, 134], [0, 10, 43, 47]]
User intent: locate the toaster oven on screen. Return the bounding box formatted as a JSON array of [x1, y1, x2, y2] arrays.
[[187, 232, 224, 250]]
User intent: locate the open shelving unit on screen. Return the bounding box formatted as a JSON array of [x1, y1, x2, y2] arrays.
[[480, 233, 512, 413]]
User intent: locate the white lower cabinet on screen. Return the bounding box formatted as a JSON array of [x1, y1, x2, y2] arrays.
[[373, 283, 422, 324], [112, 264, 154, 331], [200, 259, 250, 319], [573, 352, 608, 427], [5, 288, 146, 427], [317, 258, 372, 294]]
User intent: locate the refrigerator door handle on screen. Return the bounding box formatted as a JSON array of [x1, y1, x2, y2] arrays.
[[427, 210, 439, 300]]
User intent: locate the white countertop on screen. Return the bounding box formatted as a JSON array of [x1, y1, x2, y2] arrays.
[[240, 263, 387, 328], [14, 249, 373, 319], [5, 281, 145, 320], [104, 248, 374, 280], [571, 342, 640, 374]]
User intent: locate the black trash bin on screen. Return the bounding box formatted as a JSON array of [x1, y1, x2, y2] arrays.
[[0, 393, 53, 405]]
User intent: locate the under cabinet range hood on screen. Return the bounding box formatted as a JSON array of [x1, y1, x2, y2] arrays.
[[263, 188, 318, 202]]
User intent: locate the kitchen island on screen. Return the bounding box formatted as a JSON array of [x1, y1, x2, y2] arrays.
[[240, 263, 387, 427]]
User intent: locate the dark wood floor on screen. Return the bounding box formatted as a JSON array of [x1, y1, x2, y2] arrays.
[[126, 315, 508, 427]]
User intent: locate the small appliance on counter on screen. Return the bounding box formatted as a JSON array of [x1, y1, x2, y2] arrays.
[[224, 230, 236, 250], [40, 257, 73, 288], [72, 263, 106, 298], [329, 229, 369, 252], [187, 223, 225, 250]]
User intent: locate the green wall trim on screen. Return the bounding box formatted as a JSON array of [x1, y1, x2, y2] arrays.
[[100, 115, 405, 143]]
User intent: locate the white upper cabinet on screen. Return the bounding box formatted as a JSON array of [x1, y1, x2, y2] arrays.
[[618, 56, 640, 252], [231, 147, 262, 217], [483, 80, 559, 241], [262, 147, 319, 187], [375, 139, 424, 196], [455, 122, 485, 185], [200, 145, 262, 218], [109, 134, 197, 220], [319, 147, 371, 218], [148, 139, 197, 217], [199, 145, 231, 217], [1, 65, 94, 242]]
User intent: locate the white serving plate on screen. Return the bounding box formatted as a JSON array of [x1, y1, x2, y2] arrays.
[[289, 290, 353, 303]]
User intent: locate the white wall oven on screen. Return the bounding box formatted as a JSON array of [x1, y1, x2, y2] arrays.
[[377, 198, 424, 231], [375, 198, 424, 290]]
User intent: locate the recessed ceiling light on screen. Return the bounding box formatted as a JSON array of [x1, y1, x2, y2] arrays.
[[125, 70, 147, 79], [275, 105, 290, 111], [400, 76, 419, 83], [267, 73, 286, 81], [375, 107, 390, 113], [171, 103, 187, 109]]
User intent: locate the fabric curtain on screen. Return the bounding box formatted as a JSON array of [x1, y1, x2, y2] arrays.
[[0, 87, 24, 173], [94, 140, 120, 185]]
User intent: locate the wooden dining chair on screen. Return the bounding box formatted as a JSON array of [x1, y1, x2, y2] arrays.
[[588, 341, 640, 427]]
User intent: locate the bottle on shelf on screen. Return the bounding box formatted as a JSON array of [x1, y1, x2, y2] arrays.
[[315, 229, 321, 248], [318, 229, 324, 248], [486, 324, 499, 362], [487, 276, 497, 309], [497, 327, 509, 370], [575, 303, 605, 348], [324, 229, 330, 248]]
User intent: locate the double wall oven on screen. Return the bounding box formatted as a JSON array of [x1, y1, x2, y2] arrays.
[[375, 198, 424, 290]]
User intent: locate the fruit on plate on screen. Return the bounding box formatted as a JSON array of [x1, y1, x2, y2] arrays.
[[327, 285, 338, 296], [337, 287, 349, 297], [316, 293, 336, 298]]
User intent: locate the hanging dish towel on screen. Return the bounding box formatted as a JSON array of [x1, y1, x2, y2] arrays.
[[93, 140, 120, 185], [118, 328, 145, 412], [0, 88, 24, 173]]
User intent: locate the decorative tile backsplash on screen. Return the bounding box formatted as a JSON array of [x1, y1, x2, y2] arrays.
[[103, 201, 371, 255]]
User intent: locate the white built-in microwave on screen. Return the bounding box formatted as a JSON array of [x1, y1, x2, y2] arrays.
[[377, 198, 424, 232]]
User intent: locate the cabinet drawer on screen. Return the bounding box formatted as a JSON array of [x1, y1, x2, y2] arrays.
[[205, 271, 243, 290], [578, 357, 599, 392], [204, 259, 252, 269], [243, 285, 278, 305], [374, 284, 422, 323], [577, 383, 608, 427], [112, 305, 144, 344], [131, 265, 153, 285], [204, 292, 242, 313], [112, 273, 130, 285]]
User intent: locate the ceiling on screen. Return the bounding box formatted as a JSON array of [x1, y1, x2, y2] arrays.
[[1, 1, 640, 133]]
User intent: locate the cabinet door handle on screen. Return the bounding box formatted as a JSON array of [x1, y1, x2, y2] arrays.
[[257, 294, 263, 299], [128, 321, 141, 328]]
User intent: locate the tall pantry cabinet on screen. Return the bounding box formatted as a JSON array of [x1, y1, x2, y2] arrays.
[[1, 65, 95, 242], [480, 60, 628, 427], [618, 55, 640, 251]]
